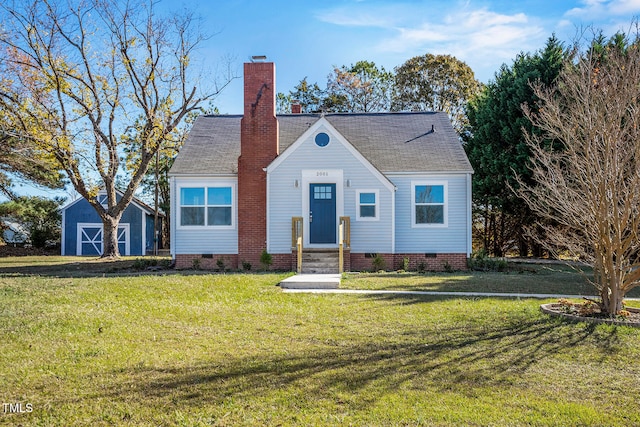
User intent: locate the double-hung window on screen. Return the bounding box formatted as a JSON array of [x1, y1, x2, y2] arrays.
[[180, 186, 233, 227], [412, 182, 447, 227], [356, 190, 379, 221]]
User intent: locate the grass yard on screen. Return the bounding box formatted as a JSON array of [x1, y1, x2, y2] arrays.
[[1, 257, 640, 426], [344, 262, 640, 298]]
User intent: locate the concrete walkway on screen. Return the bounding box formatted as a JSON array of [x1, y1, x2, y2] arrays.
[[278, 273, 640, 301], [279, 274, 341, 289], [281, 287, 640, 301]]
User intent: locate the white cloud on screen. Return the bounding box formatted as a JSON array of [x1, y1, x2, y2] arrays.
[[315, 4, 411, 28], [374, 7, 545, 80], [566, 0, 640, 16]]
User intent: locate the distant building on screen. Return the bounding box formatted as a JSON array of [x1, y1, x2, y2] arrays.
[[1, 219, 29, 245], [60, 189, 162, 256]]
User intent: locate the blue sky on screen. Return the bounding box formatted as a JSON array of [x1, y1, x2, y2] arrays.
[[192, 0, 640, 114], [8, 0, 640, 200]]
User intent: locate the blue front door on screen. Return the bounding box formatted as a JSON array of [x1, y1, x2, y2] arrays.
[[310, 184, 336, 244]]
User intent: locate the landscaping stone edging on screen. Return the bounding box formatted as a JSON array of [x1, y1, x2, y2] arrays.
[[540, 303, 640, 327]]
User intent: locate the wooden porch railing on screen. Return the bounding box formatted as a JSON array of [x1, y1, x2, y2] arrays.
[[292, 216, 349, 274], [339, 216, 350, 274], [292, 217, 303, 273], [340, 216, 350, 249]]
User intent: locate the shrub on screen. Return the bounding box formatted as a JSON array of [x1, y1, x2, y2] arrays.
[[260, 249, 272, 271], [442, 261, 454, 273], [242, 260, 252, 271], [30, 228, 50, 248], [132, 257, 170, 271], [417, 261, 426, 273], [468, 250, 508, 272], [216, 257, 226, 272], [371, 253, 386, 271]]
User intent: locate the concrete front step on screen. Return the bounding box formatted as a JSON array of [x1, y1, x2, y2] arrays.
[[279, 274, 341, 289], [302, 268, 339, 274], [302, 249, 339, 274]]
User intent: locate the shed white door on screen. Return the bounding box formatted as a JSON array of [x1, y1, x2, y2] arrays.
[[77, 223, 130, 256]]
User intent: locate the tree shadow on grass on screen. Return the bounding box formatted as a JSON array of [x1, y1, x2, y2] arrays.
[[0, 259, 259, 279], [0, 259, 143, 278], [92, 315, 612, 417], [345, 269, 608, 297]]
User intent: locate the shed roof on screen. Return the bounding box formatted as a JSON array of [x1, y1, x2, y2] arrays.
[[169, 112, 473, 176], [60, 188, 164, 217]]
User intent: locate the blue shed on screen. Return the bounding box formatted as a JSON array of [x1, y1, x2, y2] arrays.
[[61, 190, 161, 256]]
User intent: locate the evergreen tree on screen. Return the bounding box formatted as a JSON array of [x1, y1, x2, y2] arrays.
[[465, 36, 567, 256]]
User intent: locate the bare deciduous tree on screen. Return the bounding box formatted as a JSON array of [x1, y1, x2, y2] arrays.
[[0, 0, 233, 257], [518, 35, 640, 315]]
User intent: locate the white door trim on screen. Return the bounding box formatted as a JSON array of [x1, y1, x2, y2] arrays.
[[77, 223, 130, 256], [301, 170, 343, 248]]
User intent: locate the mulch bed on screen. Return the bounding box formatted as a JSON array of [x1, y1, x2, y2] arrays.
[[541, 302, 640, 327]]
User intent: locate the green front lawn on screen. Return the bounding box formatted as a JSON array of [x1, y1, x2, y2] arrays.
[[344, 262, 594, 294], [1, 258, 640, 425]]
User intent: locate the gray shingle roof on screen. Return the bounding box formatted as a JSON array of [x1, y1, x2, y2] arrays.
[[169, 112, 473, 175]]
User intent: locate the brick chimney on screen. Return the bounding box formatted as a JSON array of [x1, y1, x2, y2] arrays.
[[237, 59, 279, 269], [291, 100, 302, 114]]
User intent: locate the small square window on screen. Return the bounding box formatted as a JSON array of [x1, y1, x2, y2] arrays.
[[356, 190, 379, 221]]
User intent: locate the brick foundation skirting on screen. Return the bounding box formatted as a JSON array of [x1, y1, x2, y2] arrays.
[[174, 252, 467, 272], [175, 254, 239, 271], [349, 253, 468, 272]]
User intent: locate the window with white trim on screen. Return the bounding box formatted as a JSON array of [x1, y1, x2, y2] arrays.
[[412, 182, 447, 227], [180, 186, 233, 227], [356, 190, 379, 221], [97, 194, 108, 208]]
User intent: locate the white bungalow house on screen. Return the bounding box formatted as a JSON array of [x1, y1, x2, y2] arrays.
[[168, 60, 473, 272]]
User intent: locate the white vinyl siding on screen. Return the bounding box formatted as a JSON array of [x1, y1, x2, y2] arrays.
[[171, 177, 238, 255], [267, 123, 394, 254]]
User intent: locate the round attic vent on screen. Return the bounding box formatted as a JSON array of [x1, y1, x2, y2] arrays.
[[315, 132, 330, 147]]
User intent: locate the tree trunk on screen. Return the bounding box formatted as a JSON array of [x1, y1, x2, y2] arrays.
[[601, 287, 624, 316], [101, 215, 121, 258], [483, 201, 490, 253], [518, 235, 529, 257], [162, 214, 170, 249], [599, 263, 625, 316], [531, 242, 543, 258]]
